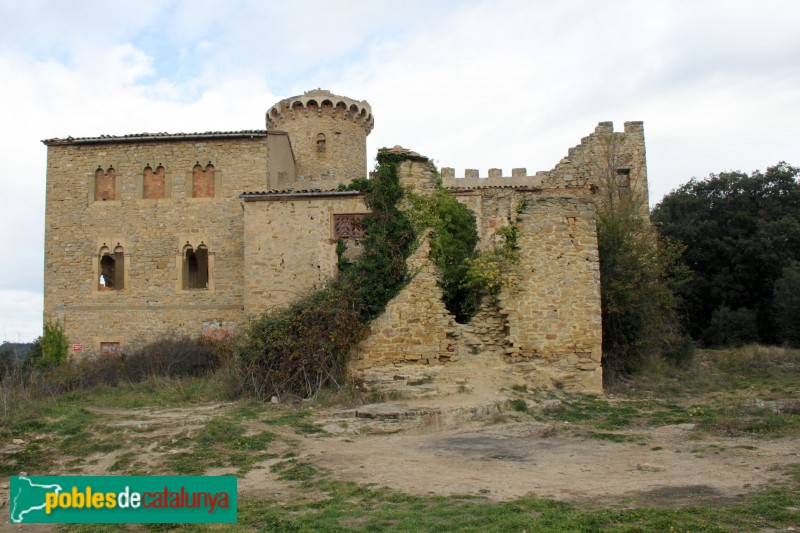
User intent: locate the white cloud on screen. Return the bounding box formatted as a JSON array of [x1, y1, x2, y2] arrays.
[[1, 0, 799, 341]]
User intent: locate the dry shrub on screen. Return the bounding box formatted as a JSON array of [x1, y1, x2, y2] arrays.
[[236, 284, 366, 400]]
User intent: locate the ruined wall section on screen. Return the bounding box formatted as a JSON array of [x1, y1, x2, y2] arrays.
[[439, 121, 648, 204], [351, 232, 459, 371], [354, 146, 604, 392], [43, 134, 269, 355], [502, 194, 602, 392], [267, 89, 372, 187], [241, 193, 367, 315]]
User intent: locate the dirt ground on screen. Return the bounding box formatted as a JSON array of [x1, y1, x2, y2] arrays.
[[297, 420, 799, 505], [3, 348, 799, 532]]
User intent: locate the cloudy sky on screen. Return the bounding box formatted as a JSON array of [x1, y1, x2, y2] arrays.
[[1, 0, 798, 342]]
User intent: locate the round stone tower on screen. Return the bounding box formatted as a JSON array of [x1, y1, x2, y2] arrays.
[[267, 89, 374, 183]]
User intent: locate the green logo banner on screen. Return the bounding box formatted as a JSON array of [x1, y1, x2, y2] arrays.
[[9, 476, 237, 524]]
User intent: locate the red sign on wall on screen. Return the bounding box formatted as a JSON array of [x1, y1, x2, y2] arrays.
[[72, 344, 83, 352]]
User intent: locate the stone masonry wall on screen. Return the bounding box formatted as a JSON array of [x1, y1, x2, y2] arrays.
[[440, 121, 647, 202], [241, 194, 368, 315], [43, 135, 270, 356], [502, 194, 603, 392], [351, 231, 459, 371]]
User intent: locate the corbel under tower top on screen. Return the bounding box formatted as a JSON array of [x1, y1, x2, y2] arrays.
[[267, 89, 373, 183]]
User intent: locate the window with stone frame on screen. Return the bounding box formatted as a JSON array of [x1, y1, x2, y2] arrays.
[[182, 243, 209, 289], [94, 166, 116, 201], [333, 213, 366, 264], [143, 164, 166, 199], [616, 166, 631, 196], [98, 245, 125, 290], [192, 163, 215, 198]]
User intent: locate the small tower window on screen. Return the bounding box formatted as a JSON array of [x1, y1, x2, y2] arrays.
[[183, 244, 209, 289], [616, 166, 631, 195], [316, 133, 326, 153]]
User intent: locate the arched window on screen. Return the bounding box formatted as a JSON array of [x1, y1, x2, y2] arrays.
[[95, 166, 116, 201], [143, 164, 166, 199], [316, 133, 326, 153], [98, 245, 124, 290], [192, 163, 215, 198], [183, 243, 209, 289]]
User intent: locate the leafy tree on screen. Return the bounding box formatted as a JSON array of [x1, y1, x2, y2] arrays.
[[652, 162, 800, 344], [773, 261, 800, 347], [595, 134, 691, 381]]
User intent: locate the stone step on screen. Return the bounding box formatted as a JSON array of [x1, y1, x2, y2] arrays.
[[316, 400, 508, 436]]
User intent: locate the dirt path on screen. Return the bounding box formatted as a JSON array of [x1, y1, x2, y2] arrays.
[[295, 421, 799, 504]]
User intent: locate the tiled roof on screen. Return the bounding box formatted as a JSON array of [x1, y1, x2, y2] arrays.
[[42, 130, 268, 145], [241, 189, 363, 199]]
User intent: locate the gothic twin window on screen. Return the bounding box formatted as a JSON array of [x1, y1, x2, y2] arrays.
[[143, 165, 166, 199], [98, 245, 124, 290], [192, 163, 215, 198], [94, 166, 116, 201], [183, 244, 209, 289]]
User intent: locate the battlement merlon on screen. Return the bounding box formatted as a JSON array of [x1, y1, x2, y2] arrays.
[[439, 121, 648, 200], [266, 89, 374, 135]]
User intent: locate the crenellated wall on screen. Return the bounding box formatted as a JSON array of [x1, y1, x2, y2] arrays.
[[439, 120, 647, 202]]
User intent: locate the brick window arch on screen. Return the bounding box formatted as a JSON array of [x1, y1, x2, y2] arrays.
[[192, 163, 215, 198], [143, 164, 166, 199], [95, 166, 116, 201]]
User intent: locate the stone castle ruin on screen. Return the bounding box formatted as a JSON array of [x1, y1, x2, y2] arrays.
[[43, 89, 648, 394]]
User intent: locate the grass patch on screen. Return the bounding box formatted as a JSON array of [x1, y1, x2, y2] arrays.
[[263, 409, 323, 434], [164, 416, 279, 475]]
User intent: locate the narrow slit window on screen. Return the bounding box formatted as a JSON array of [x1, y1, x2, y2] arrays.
[[617, 167, 631, 195], [316, 133, 326, 153]]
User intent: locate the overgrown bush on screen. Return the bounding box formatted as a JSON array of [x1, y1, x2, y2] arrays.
[[596, 143, 691, 382], [0, 335, 229, 422], [463, 224, 520, 304], [236, 284, 365, 400], [33, 321, 69, 369], [346, 151, 416, 321], [406, 188, 481, 322]]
